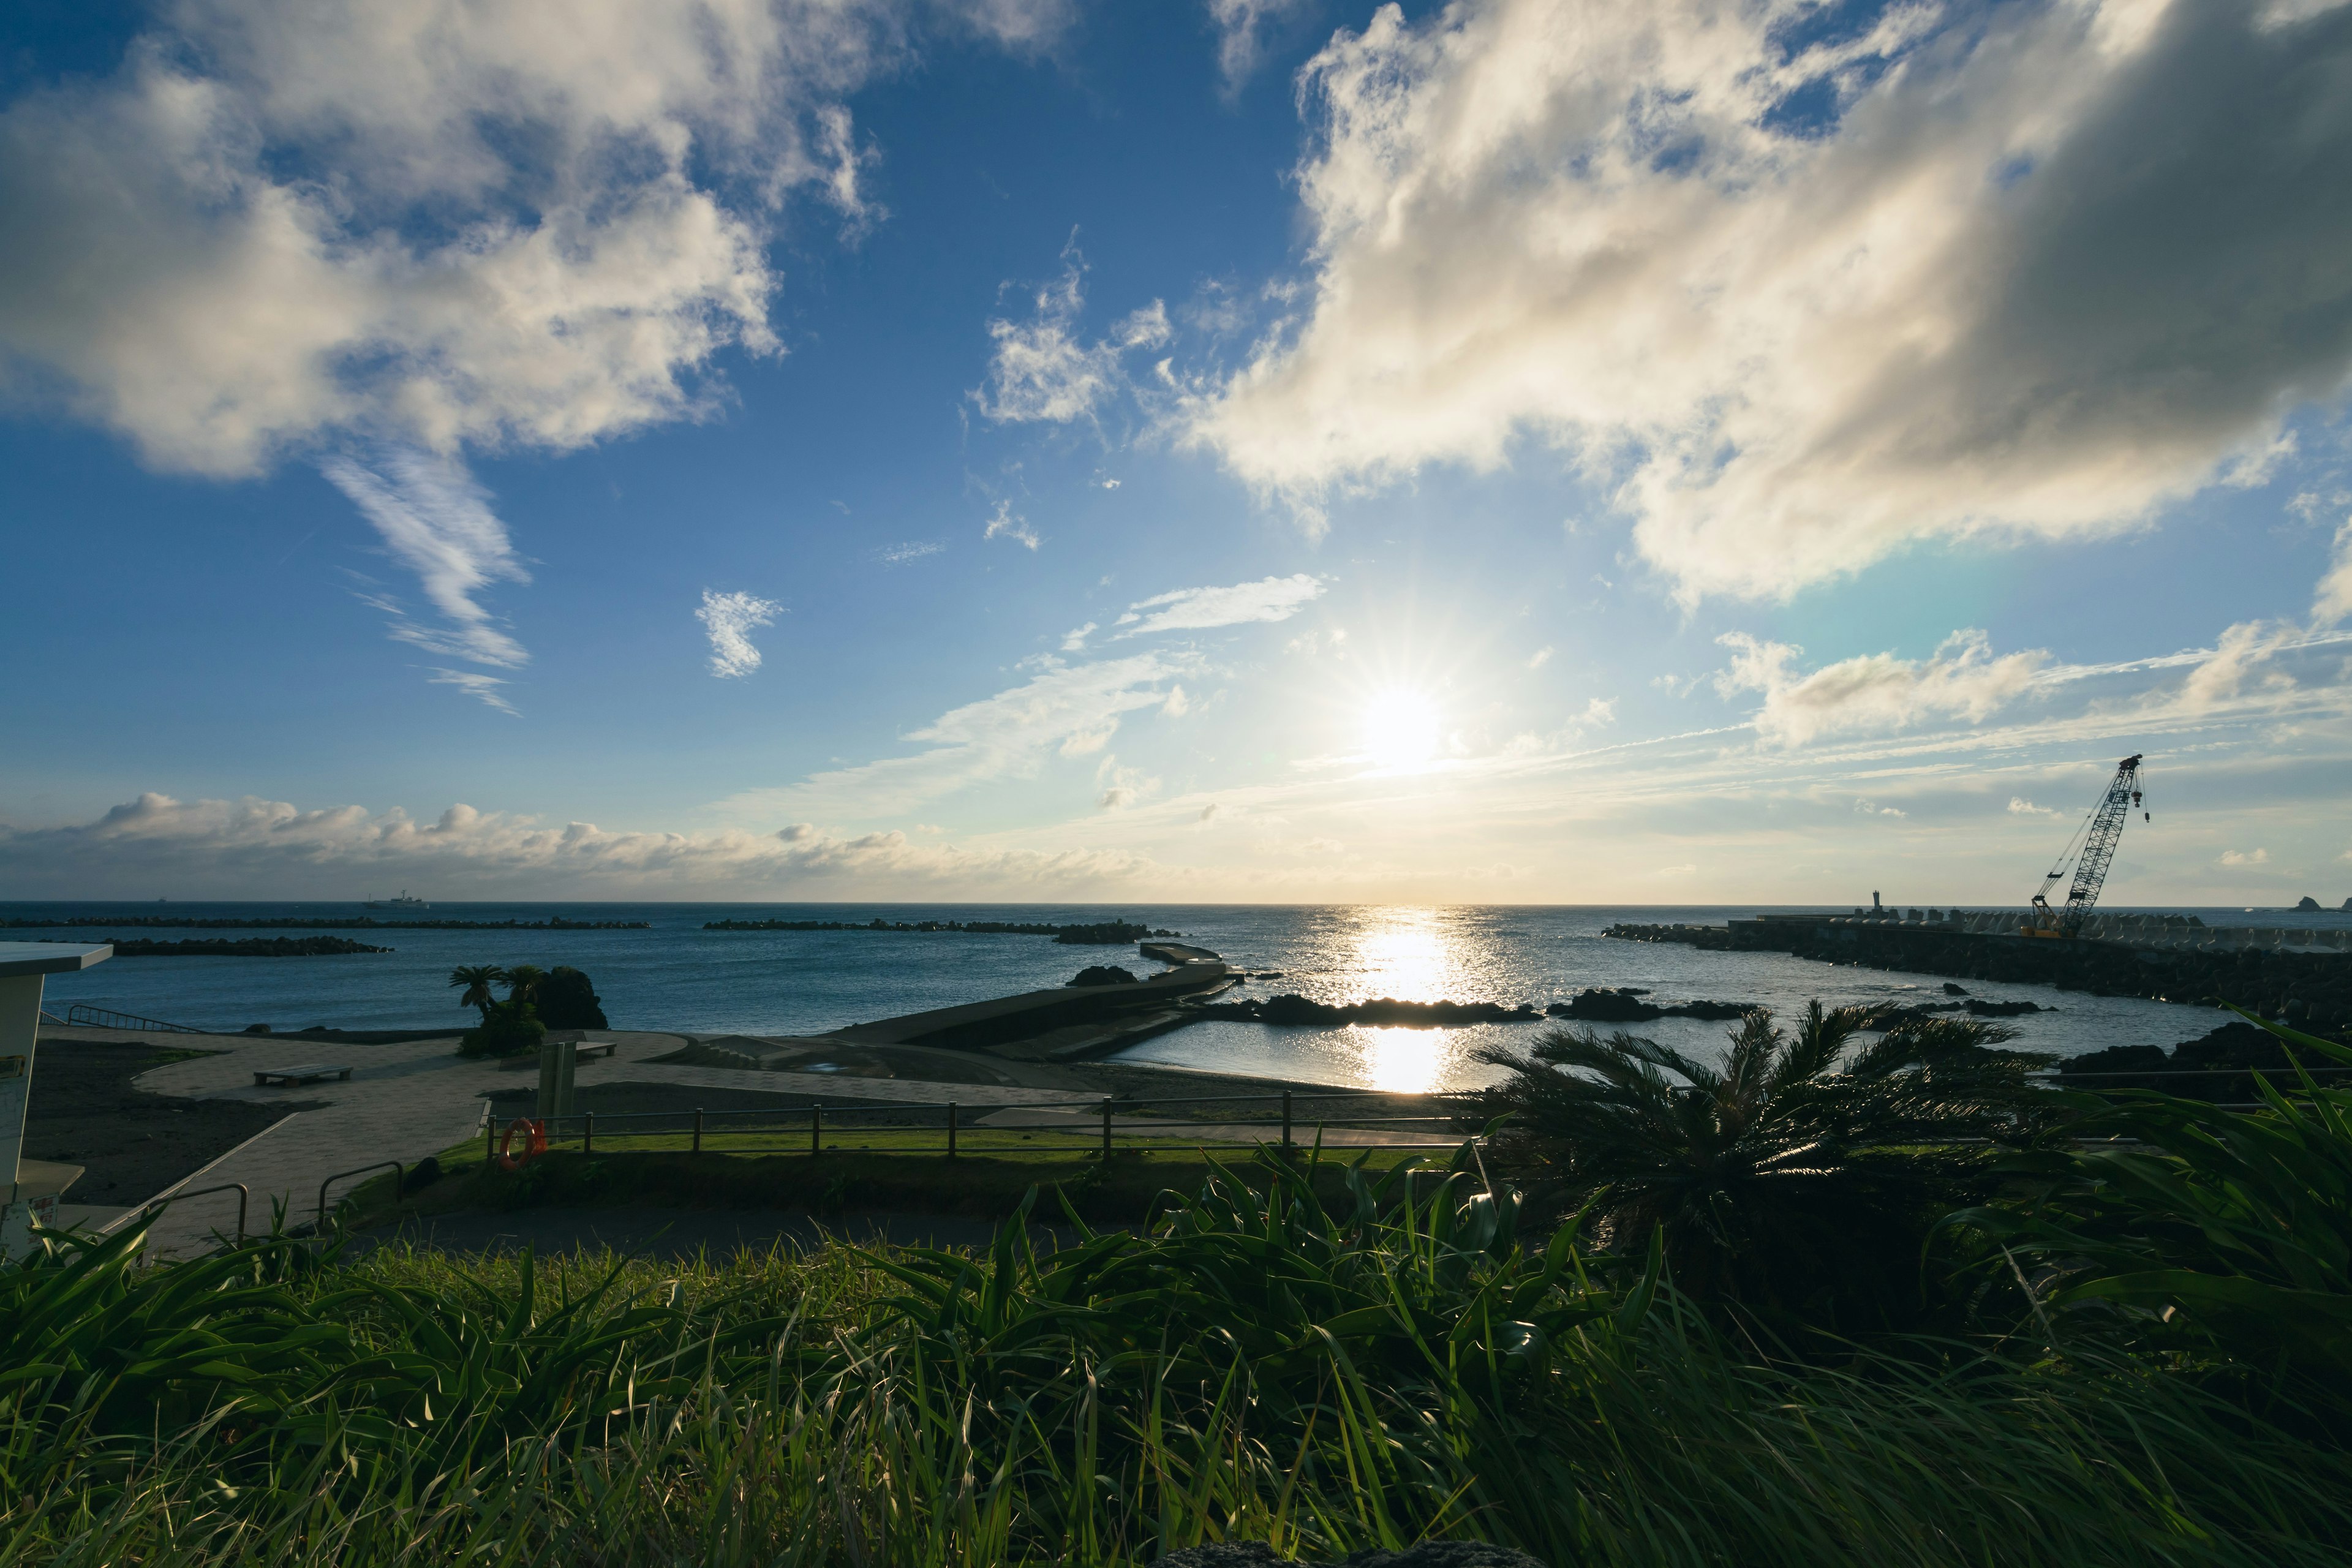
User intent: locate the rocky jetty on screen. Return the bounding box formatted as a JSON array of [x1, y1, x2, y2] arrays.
[[1607, 916, 2352, 1036], [704, 916, 1178, 944], [96, 935, 392, 957]]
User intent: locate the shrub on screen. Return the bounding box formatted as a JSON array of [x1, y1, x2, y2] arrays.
[[458, 998, 546, 1058], [537, 965, 609, 1029], [1950, 1007, 2352, 1388]]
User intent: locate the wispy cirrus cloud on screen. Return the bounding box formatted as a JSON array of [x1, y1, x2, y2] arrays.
[[719, 648, 1202, 820], [322, 448, 529, 669], [1115, 573, 1324, 637], [1205, 0, 1318, 91], [984, 499, 1042, 549], [428, 669, 518, 715], [696, 590, 783, 678]]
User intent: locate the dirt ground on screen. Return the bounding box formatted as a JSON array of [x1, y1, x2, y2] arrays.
[[20, 1041, 322, 1205]]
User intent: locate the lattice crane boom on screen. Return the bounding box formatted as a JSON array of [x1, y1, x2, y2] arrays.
[[2028, 755, 2145, 937]]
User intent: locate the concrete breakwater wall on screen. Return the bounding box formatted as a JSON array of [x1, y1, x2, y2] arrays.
[[1606, 918, 2352, 1036]]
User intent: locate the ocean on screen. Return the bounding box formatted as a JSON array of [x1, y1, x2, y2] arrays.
[[10, 901, 2340, 1093]]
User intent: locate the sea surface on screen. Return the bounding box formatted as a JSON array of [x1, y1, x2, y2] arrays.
[[9, 902, 2344, 1093]]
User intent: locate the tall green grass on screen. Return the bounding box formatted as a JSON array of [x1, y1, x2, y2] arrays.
[[5, 1148, 2349, 1566]]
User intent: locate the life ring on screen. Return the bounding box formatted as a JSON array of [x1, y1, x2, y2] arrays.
[[497, 1117, 548, 1172]]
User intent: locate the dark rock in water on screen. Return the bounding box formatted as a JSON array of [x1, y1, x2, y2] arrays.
[[1961, 998, 2045, 1017], [1943, 982, 1970, 996], [243, 1023, 272, 1035], [1550, 988, 1660, 1022], [1068, 965, 1139, 987], [1546, 990, 1751, 1023], [2297, 896, 2322, 911], [537, 966, 610, 1030], [1191, 993, 1542, 1028], [1156, 1543, 1542, 1568]]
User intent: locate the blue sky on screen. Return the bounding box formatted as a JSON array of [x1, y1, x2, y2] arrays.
[[2, 0, 2349, 905]]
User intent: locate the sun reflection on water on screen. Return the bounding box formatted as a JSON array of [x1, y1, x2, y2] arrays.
[[1336, 907, 1482, 1093]]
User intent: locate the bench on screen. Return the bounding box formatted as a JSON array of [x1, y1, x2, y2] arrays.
[[251, 1063, 352, 1087], [495, 1039, 621, 1071]]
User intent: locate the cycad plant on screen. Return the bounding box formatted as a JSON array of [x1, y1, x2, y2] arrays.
[[1476, 1003, 2055, 1327], [448, 963, 507, 1026]]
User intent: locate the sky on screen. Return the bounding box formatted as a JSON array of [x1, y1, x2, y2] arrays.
[[1, 0, 2349, 907]]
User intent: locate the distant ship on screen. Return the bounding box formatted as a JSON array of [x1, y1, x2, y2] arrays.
[[363, 890, 429, 910]]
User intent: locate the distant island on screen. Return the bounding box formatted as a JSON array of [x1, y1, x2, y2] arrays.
[[3, 915, 647, 930], [703, 916, 1178, 945]]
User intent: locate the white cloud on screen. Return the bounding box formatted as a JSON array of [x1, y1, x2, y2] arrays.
[[1205, 0, 1317, 90], [2220, 848, 2272, 866], [2008, 797, 2058, 816], [1528, 646, 1554, 670], [878, 540, 946, 565], [696, 589, 783, 677], [984, 499, 1042, 549], [1189, 0, 2352, 599], [428, 669, 518, 715], [1061, 622, 1098, 651], [1576, 696, 1615, 728], [1717, 629, 2048, 748], [1095, 754, 1158, 810], [1854, 799, 1907, 819], [322, 449, 529, 668], [973, 244, 1169, 424], [2316, 520, 2352, 625], [0, 788, 1158, 899], [1162, 684, 1191, 717], [1115, 572, 1324, 636]]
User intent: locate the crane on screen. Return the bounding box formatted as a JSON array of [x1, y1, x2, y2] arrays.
[[2024, 754, 2146, 937]]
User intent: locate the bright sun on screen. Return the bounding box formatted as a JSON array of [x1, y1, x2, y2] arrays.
[[1361, 687, 1442, 768]]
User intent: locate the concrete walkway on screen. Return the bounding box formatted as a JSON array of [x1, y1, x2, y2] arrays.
[[102, 1029, 1102, 1259]]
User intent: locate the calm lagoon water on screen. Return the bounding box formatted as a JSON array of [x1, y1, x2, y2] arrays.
[[10, 901, 2330, 1093]]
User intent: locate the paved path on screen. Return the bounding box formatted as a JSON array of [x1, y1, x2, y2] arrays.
[[107, 1030, 1100, 1259]]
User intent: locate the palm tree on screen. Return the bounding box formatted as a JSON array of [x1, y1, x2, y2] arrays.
[[503, 965, 548, 1006], [448, 964, 507, 1027], [1475, 1002, 2054, 1322]]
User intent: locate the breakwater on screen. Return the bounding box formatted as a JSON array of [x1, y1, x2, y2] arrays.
[[99, 936, 394, 957], [704, 917, 1177, 944], [1607, 916, 2352, 1036]]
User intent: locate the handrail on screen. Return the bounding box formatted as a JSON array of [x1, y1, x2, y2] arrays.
[[136, 1182, 250, 1245], [317, 1159, 405, 1227], [66, 1003, 203, 1035]]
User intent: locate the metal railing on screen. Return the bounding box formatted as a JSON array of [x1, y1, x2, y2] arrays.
[[65, 1003, 202, 1035], [318, 1161, 405, 1226], [480, 1089, 1485, 1164]]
